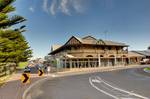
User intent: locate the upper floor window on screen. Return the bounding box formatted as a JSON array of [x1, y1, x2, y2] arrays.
[[108, 46, 112, 50], [86, 55, 93, 57], [101, 46, 105, 50]]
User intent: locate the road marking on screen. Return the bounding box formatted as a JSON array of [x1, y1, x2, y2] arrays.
[[91, 79, 102, 83], [89, 77, 119, 99], [96, 76, 149, 99], [89, 76, 149, 99]]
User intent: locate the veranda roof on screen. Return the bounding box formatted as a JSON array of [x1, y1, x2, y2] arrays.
[[128, 51, 145, 57]]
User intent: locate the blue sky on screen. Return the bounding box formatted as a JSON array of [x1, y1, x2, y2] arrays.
[[14, 0, 150, 58]]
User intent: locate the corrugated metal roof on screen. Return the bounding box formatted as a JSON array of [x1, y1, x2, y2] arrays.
[[133, 50, 150, 56], [128, 51, 145, 57], [80, 36, 128, 46]]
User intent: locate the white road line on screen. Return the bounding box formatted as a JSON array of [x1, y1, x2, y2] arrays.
[[96, 76, 149, 99], [89, 77, 119, 99]]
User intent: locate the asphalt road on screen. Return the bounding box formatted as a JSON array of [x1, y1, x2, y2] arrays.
[[0, 67, 46, 99], [25, 67, 150, 99]]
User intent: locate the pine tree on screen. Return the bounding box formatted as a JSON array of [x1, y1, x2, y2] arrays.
[[0, 0, 32, 66], [148, 46, 150, 50]]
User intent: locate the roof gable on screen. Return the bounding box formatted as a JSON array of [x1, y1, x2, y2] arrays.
[[82, 36, 97, 41], [65, 36, 82, 45]]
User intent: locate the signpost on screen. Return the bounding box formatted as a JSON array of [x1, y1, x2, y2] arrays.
[[38, 69, 44, 76], [47, 66, 51, 75], [21, 73, 30, 84]]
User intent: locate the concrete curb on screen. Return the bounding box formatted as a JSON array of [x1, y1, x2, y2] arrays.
[[22, 65, 146, 99], [22, 77, 51, 99]]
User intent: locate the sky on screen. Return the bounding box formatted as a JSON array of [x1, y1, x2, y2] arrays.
[[14, 0, 150, 58]]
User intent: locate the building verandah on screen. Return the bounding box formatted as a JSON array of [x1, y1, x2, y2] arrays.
[[60, 57, 130, 69]]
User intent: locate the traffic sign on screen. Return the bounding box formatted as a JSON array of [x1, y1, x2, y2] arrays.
[[38, 69, 44, 76], [21, 73, 30, 84]]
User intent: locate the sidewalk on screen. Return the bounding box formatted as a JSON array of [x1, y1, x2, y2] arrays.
[[56, 65, 146, 77], [3, 65, 147, 83]]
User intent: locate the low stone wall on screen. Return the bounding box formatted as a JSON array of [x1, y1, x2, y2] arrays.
[[0, 63, 16, 77]]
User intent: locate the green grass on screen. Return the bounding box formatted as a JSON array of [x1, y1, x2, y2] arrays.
[[18, 62, 28, 69], [144, 67, 150, 71]]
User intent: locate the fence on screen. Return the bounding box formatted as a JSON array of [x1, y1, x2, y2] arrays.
[[0, 63, 16, 77]]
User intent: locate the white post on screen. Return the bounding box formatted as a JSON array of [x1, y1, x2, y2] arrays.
[[115, 54, 117, 66], [108, 59, 109, 67], [122, 56, 124, 66], [65, 59, 66, 69], [70, 59, 72, 69], [128, 57, 130, 65], [47, 66, 51, 76], [98, 53, 101, 67]]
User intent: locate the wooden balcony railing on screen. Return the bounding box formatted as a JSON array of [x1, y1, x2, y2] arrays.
[[65, 50, 128, 54]]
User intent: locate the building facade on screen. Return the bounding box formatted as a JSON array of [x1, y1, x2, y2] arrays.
[[49, 36, 144, 69]]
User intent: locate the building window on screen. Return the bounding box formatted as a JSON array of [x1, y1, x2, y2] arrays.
[[86, 55, 93, 57], [102, 46, 105, 50], [108, 46, 111, 50]]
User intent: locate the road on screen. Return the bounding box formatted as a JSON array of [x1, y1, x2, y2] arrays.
[[0, 67, 46, 99], [25, 67, 150, 99]]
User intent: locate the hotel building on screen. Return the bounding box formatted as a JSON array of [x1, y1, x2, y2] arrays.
[[49, 36, 144, 69]]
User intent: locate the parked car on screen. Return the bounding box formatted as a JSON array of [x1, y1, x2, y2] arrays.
[[24, 66, 31, 73], [140, 58, 150, 64]]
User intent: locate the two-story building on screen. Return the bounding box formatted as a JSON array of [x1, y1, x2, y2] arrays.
[[49, 36, 144, 69]]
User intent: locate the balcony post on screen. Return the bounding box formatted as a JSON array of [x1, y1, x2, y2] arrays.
[[114, 54, 117, 66], [70, 59, 72, 69], [98, 53, 101, 67], [122, 56, 124, 66]]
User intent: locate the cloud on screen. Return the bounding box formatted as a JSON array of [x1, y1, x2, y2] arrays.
[[50, 0, 58, 15], [43, 0, 49, 13], [59, 0, 71, 15], [29, 6, 35, 12], [42, 0, 86, 15]]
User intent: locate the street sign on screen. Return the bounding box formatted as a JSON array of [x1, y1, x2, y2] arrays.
[[38, 69, 44, 76], [21, 73, 30, 84]]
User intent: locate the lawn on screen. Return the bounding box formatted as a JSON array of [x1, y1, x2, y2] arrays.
[[144, 67, 150, 71], [18, 62, 28, 69]]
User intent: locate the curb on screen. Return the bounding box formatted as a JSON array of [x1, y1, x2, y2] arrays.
[[22, 76, 55, 99]]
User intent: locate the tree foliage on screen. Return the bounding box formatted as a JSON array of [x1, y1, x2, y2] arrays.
[[148, 46, 150, 50], [0, 0, 32, 65]]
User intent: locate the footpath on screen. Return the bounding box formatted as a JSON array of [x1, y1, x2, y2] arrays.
[[2, 65, 148, 83]]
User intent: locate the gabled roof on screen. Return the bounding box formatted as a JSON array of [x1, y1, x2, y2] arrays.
[[82, 35, 97, 41], [64, 35, 128, 46], [49, 35, 128, 55], [64, 36, 82, 45]]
